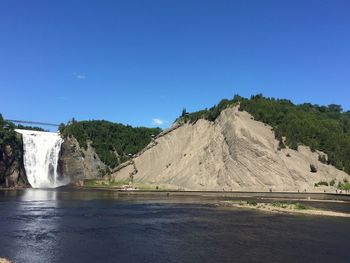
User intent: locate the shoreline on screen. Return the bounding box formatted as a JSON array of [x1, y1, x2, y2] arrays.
[[1, 187, 350, 202], [1, 188, 350, 218], [71, 187, 350, 202]]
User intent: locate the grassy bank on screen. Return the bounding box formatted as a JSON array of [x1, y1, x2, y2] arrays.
[[83, 179, 166, 191]]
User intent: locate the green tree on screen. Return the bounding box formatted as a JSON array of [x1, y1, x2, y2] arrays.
[[60, 120, 162, 169]]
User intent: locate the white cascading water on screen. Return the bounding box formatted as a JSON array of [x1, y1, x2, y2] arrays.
[[15, 129, 68, 188]]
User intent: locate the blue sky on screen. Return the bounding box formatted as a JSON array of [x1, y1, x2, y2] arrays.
[[1, 0, 349, 130]]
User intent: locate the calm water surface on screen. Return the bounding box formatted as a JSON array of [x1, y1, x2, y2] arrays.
[[0, 189, 349, 263]]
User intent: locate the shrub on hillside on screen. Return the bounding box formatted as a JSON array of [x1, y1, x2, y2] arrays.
[[310, 164, 317, 173]]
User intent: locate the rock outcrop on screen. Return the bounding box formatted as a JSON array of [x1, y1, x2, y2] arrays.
[[111, 107, 348, 191], [58, 136, 107, 184], [0, 134, 28, 188]]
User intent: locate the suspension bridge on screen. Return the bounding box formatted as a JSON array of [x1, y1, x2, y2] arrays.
[[6, 120, 60, 127]]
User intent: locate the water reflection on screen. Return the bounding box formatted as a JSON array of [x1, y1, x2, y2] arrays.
[[20, 188, 58, 202], [6, 189, 62, 262]]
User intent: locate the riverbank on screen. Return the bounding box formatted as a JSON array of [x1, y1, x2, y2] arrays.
[[218, 200, 350, 218], [2, 187, 350, 202], [79, 188, 350, 202]]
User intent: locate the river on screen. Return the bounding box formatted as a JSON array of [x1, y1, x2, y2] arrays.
[[0, 189, 349, 263]]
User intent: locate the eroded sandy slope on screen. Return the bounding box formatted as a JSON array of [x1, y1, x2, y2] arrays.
[[111, 107, 348, 191]]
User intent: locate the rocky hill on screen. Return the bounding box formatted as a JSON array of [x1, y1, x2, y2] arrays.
[[111, 106, 349, 191], [58, 136, 108, 184], [58, 120, 162, 183]]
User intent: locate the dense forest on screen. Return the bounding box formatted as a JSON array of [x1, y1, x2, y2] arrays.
[[180, 94, 350, 175], [60, 120, 162, 168]]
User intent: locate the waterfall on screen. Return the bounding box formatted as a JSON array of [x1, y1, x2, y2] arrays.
[[15, 129, 68, 188]]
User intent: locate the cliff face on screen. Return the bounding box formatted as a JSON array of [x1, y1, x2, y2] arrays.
[[1, 132, 107, 187], [0, 134, 28, 188], [58, 136, 107, 184], [111, 107, 348, 191]]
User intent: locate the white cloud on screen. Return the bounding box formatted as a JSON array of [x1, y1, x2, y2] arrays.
[[73, 72, 86, 79], [152, 118, 165, 126]]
